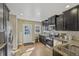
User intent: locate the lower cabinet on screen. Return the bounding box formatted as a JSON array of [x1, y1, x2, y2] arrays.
[[39, 35, 53, 47], [53, 49, 62, 56]]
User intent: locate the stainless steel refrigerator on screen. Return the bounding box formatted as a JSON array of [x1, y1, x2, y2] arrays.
[[0, 3, 9, 56]]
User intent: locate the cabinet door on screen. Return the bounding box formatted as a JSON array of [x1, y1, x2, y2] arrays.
[[64, 11, 70, 30], [70, 8, 78, 31], [78, 6, 79, 30], [68, 8, 77, 31], [44, 20, 48, 26], [51, 16, 55, 25], [56, 14, 64, 30], [64, 6, 78, 31], [48, 17, 52, 25], [67, 10, 73, 31]]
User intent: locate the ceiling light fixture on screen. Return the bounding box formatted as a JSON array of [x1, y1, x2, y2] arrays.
[[65, 5, 70, 8]]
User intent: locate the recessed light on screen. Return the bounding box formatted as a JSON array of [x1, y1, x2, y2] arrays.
[[65, 5, 70, 8], [20, 13, 23, 16]]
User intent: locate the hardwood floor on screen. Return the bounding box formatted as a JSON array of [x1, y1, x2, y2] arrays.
[[19, 42, 52, 56], [30, 42, 52, 56]]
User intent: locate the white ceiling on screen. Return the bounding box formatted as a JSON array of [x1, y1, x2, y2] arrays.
[[6, 3, 79, 22]]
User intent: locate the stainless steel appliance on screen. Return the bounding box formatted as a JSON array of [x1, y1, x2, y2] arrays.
[[0, 3, 9, 56]]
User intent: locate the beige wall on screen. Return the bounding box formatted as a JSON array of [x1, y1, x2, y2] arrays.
[[9, 15, 42, 49], [9, 14, 18, 50], [18, 19, 42, 45]]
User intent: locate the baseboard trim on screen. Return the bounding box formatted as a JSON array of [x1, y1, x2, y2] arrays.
[[23, 42, 34, 46]]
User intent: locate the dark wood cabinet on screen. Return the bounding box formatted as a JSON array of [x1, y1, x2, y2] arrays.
[[39, 35, 53, 47], [48, 16, 55, 25], [45, 20, 48, 25], [42, 20, 49, 26], [77, 6, 79, 30], [64, 10, 71, 30], [42, 5, 79, 31], [48, 15, 58, 25], [55, 5, 79, 31], [42, 20, 49, 31], [71, 8, 78, 31], [56, 14, 64, 30], [63, 5, 79, 31]]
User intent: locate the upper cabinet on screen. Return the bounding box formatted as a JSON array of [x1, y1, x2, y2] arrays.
[[77, 6, 79, 30], [42, 5, 79, 31], [63, 5, 79, 31], [56, 14, 64, 30], [42, 20, 49, 26], [56, 5, 79, 31], [42, 20, 49, 31], [48, 15, 58, 25], [42, 15, 58, 26], [42, 15, 58, 31]]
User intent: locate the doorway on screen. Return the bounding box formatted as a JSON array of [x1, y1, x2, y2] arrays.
[[23, 24, 32, 44]]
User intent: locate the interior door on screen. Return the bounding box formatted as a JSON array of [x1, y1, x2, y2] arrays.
[[23, 24, 32, 44]]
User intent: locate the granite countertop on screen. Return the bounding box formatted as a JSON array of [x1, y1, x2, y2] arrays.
[[0, 43, 6, 50], [53, 46, 68, 56], [53, 42, 79, 56], [54, 37, 68, 42]]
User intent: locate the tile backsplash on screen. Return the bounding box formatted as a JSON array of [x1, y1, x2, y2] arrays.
[[56, 31, 79, 40]]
